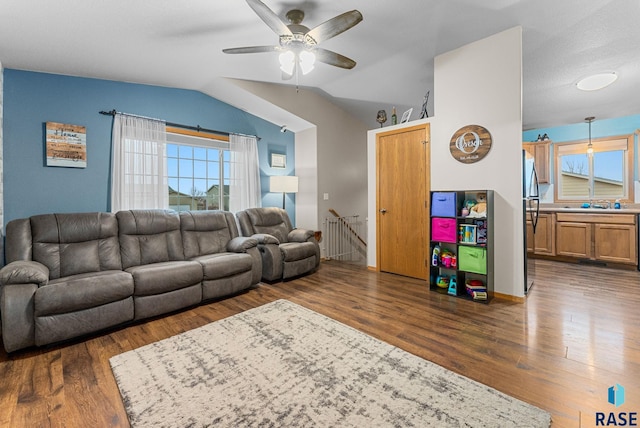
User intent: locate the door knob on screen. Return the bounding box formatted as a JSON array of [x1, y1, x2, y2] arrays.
[[379, 208, 387, 214]]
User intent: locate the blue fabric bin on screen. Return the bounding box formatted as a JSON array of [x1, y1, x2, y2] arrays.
[[431, 192, 457, 217]]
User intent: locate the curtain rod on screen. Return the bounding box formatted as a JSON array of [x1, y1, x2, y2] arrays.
[[98, 109, 260, 140]]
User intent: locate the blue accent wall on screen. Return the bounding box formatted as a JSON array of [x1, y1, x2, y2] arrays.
[[523, 114, 640, 143], [3, 69, 296, 225], [523, 114, 640, 181]]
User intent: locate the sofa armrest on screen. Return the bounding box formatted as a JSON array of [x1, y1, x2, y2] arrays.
[[252, 233, 280, 245], [1, 283, 38, 352], [0, 261, 49, 287], [288, 228, 315, 243], [227, 236, 259, 253]]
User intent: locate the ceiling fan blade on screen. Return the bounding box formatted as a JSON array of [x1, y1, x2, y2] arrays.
[[245, 0, 293, 36], [222, 46, 280, 54], [314, 48, 357, 69], [305, 10, 363, 44]]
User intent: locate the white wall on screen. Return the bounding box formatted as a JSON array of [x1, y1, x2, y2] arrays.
[[432, 27, 523, 297], [295, 127, 318, 230], [229, 80, 370, 241], [0, 61, 4, 253], [367, 27, 524, 298]]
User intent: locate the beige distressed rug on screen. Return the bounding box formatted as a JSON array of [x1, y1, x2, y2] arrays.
[[110, 299, 551, 427]]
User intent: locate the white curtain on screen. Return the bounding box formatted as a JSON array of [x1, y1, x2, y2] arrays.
[[229, 133, 262, 212], [111, 113, 168, 212]]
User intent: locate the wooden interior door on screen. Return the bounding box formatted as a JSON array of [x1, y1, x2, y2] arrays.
[[376, 124, 430, 279]]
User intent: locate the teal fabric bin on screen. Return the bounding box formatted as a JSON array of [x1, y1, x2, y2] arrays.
[[458, 246, 487, 274]]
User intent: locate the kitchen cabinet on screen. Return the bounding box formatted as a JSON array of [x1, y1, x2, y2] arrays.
[[555, 213, 636, 265], [529, 213, 555, 255], [522, 141, 550, 184], [526, 220, 534, 253], [556, 220, 591, 258], [594, 223, 637, 264]]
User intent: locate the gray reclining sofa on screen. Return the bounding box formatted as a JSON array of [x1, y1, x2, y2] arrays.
[[0, 209, 261, 353], [236, 207, 320, 281]]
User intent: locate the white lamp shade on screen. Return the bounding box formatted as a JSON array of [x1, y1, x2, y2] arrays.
[[299, 51, 316, 75], [270, 176, 299, 193], [279, 51, 295, 76]]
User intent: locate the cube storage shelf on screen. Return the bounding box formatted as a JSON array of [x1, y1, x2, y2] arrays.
[[429, 190, 494, 303]]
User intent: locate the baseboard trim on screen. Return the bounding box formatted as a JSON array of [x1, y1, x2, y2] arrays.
[[493, 292, 526, 303]]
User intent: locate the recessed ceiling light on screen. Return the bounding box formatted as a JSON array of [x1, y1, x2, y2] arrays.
[[576, 72, 618, 91]]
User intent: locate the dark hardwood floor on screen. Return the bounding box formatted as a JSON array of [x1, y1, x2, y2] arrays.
[[1, 258, 639, 427]]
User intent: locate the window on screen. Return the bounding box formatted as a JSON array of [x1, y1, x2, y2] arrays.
[[166, 131, 231, 211], [555, 135, 633, 202]]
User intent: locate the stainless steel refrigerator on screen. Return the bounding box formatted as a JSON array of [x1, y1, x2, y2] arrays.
[[523, 149, 540, 294]]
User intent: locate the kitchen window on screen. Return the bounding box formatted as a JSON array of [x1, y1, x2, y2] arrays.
[[166, 131, 231, 211], [555, 135, 633, 202]]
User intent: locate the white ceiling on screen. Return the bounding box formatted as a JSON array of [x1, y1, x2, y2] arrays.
[[1, 0, 639, 132]]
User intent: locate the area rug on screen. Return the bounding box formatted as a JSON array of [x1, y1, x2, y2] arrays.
[[109, 299, 551, 427]]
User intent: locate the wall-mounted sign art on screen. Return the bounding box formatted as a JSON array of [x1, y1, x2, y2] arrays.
[[271, 153, 286, 168], [45, 122, 87, 168], [449, 125, 492, 164]]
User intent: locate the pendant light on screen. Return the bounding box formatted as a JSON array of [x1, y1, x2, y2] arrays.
[[585, 116, 595, 155]]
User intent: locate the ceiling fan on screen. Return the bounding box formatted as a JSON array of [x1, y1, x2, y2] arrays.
[[223, 0, 363, 79]]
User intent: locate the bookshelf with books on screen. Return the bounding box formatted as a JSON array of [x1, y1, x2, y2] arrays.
[[429, 190, 494, 303]]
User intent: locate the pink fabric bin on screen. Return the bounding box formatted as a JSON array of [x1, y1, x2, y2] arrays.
[[431, 218, 457, 243]]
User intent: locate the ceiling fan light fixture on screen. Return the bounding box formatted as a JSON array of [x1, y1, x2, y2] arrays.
[[279, 50, 295, 75], [299, 50, 316, 75], [224, 2, 362, 78], [576, 72, 618, 91]]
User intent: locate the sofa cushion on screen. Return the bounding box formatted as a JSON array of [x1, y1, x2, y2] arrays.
[[280, 242, 318, 262], [238, 208, 293, 243], [191, 253, 253, 280], [202, 271, 253, 301], [117, 210, 185, 269], [34, 270, 134, 316], [4, 218, 33, 263], [35, 298, 134, 347], [133, 285, 202, 321], [180, 211, 239, 258], [126, 261, 203, 296], [29, 212, 122, 279], [283, 255, 318, 279]]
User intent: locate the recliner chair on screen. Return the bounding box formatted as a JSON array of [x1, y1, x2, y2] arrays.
[[236, 207, 319, 281]]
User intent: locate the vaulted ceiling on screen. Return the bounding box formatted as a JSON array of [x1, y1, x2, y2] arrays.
[[1, 0, 638, 131]]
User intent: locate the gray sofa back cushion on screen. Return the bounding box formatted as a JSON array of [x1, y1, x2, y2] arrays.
[[180, 211, 239, 259], [5, 218, 33, 263], [6, 213, 122, 279], [237, 208, 293, 243], [117, 210, 185, 269]]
